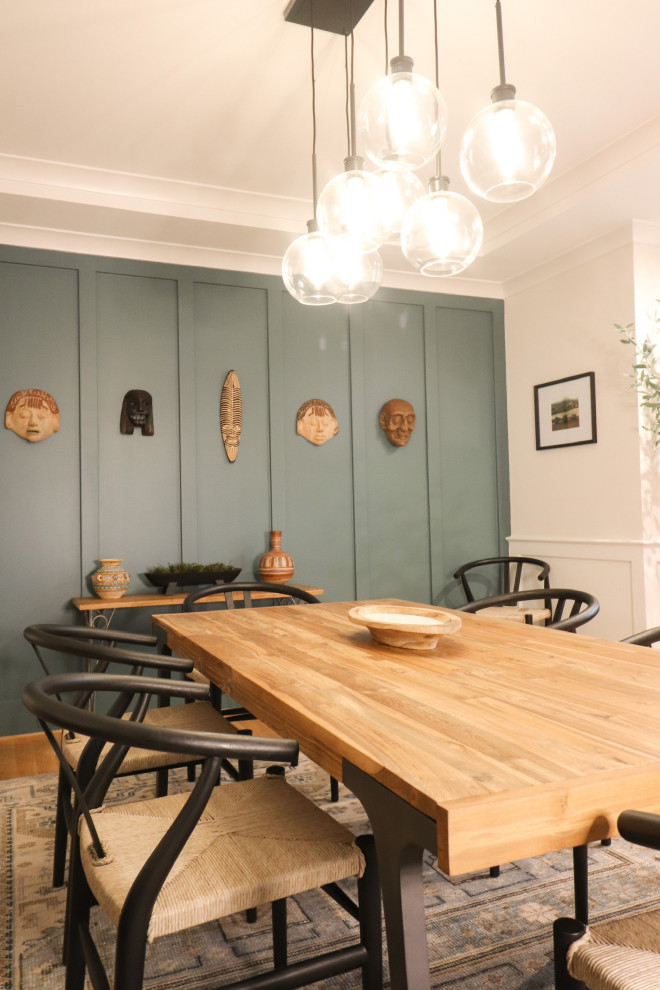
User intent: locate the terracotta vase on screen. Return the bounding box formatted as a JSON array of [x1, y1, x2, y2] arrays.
[[258, 531, 294, 584], [91, 558, 130, 600]]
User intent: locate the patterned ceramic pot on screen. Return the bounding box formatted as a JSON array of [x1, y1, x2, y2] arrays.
[[91, 558, 130, 600], [258, 531, 294, 584]]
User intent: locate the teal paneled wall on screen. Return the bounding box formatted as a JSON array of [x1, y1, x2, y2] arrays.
[[354, 299, 431, 602], [0, 246, 508, 735], [96, 273, 182, 583], [0, 261, 81, 733], [192, 281, 271, 574], [431, 302, 508, 606], [279, 294, 355, 604]]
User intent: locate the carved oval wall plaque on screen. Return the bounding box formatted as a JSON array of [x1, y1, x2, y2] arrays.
[[220, 370, 242, 462]]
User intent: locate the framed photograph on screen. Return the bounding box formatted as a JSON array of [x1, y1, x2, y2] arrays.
[[534, 372, 597, 450]]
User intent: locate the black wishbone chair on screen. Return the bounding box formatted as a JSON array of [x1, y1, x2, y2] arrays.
[[458, 588, 600, 632], [182, 580, 321, 612], [181, 581, 342, 803], [554, 810, 660, 989], [23, 671, 382, 990], [621, 625, 660, 646], [453, 555, 551, 604], [24, 623, 252, 889]]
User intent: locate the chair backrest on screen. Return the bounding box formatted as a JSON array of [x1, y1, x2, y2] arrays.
[[24, 623, 192, 676], [620, 626, 660, 647], [458, 588, 599, 632], [22, 670, 299, 868], [453, 556, 551, 603], [183, 581, 320, 611]]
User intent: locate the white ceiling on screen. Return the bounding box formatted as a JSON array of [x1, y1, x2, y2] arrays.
[[3, 0, 660, 295]]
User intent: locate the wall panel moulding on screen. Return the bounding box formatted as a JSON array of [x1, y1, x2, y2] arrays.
[[284, 0, 375, 35]]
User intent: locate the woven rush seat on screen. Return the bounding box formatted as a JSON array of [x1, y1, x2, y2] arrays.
[[23, 670, 382, 990], [63, 701, 238, 775], [554, 811, 660, 990], [567, 910, 660, 988], [23, 623, 253, 892], [79, 773, 365, 942]]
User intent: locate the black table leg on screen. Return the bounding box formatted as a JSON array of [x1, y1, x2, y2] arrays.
[[343, 761, 437, 990], [573, 844, 588, 924]]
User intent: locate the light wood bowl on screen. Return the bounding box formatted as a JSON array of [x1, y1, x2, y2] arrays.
[[348, 605, 462, 651]]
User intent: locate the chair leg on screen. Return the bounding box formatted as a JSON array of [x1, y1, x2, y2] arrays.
[[330, 775, 339, 802], [156, 767, 169, 797], [489, 865, 500, 878], [64, 841, 95, 990], [114, 900, 151, 990], [553, 917, 587, 989], [356, 834, 383, 990], [187, 763, 196, 783], [238, 728, 254, 781], [53, 765, 72, 888], [272, 898, 287, 970]]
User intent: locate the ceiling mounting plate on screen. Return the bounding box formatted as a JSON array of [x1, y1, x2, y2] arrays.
[[284, 0, 376, 36]]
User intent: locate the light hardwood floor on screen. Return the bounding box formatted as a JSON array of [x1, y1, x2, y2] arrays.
[[0, 718, 279, 781], [0, 731, 59, 779]]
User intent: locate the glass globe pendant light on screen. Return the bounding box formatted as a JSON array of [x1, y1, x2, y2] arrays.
[[375, 168, 425, 238], [282, 13, 345, 305], [317, 155, 392, 252], [400, 2, 482, 277], [358, 57, 447, 172], [459, 0, 556, 202], [401, 172, 483, 276], [332, 242, 383, 304], [282, 219, 346, 306], [317, 33, 393, 254], [358, 0, 447, 171]]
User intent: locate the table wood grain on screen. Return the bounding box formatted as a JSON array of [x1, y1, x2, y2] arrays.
[[153, 598, 660, 875]]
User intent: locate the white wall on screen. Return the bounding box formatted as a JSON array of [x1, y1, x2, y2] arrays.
[[632, 239, 660, 628], [505, 240, 648, 640]]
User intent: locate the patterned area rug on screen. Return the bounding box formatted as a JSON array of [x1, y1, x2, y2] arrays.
[[3, 758, 660, 989]]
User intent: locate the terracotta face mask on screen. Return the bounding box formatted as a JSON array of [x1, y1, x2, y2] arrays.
[[296, 399, 339, 446], [379, 399, 416, 446], [5, 389, 60, 442]]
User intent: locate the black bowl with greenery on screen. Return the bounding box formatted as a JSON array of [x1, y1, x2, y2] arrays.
[[145, 562, 241, 594]]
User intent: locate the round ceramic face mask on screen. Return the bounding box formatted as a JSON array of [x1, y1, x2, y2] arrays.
[[379, 399, 416, 446], [5, 389, 60, 442], [296, 399, 339, 446]]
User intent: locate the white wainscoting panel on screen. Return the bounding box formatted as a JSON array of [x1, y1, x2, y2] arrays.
[[507, 537, 649, 641]]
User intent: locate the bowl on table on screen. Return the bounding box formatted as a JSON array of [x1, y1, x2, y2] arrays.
[[348, 604, 462, 651]]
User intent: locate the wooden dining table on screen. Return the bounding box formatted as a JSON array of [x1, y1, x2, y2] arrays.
[[153, 598, 660, 990]]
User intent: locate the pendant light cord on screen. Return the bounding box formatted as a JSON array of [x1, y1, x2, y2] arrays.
[[310, 6, 318, 216], [344, 36, 350, 157], [398, 0, 404, 57], [433, 0, 442, 177], [344, 31, 357, 159], [384, 0, 389, 73], [495, 0, 507, 86]]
